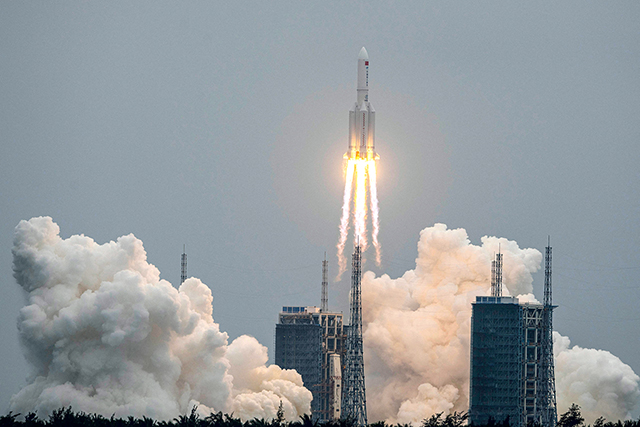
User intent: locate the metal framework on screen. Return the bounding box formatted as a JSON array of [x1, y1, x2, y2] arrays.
[[523, 304, 543, 425], [491, 259, 496, 296], [536, 239, 557, 427], [181, 245, 187, 284], [318, 255, 346, 422], [276, 306, 345, 422], [318, 311, 346, 421], [491, 251, 503, 297], [321, 253, 328, 312], [342, 244, 367, 427], [471, 241, 558, 427]]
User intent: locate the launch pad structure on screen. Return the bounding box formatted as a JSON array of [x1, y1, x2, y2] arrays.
[[341, 244, 368, 427], [277, 47, 374, 425], [470, 243, 557, 427], [274, 256, 346, 422]]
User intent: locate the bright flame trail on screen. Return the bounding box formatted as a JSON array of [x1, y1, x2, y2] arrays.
[[337, 160, 356, 276], [336, 158, 381, 279]]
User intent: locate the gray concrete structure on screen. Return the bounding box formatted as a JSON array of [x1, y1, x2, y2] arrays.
[[470, 296, 557, 427], [275, 306, 345, 422]]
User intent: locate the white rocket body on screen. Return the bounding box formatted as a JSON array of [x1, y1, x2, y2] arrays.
[[329, 353, 342, 420], [347, 47, 377, 161]]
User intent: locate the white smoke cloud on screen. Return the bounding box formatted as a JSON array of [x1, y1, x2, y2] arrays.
[[10, 217, 311, 421], [227, 335, 314, 421], [554, 333, 640, 423], [362, 223, 639, 425]]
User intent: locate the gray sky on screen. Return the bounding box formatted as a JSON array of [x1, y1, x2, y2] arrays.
[[1, 1, 639, 416]]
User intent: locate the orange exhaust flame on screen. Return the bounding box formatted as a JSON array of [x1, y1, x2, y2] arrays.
[[336, 157, 381, 279]]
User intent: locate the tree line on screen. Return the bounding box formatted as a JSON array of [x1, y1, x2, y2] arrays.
[[0, 404, 637, 427]]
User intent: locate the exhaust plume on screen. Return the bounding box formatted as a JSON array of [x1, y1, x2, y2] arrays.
[[337, 159, 356, 277], [10, 217, 312, 421], [361, 223, 639, 425], [336, 159, 381, 279], [554, 333, 640, 423]]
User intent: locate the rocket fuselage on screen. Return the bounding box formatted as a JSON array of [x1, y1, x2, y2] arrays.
[[348, 47, 377, 161]]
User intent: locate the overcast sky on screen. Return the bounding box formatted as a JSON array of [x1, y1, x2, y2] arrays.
[[1, 1, 639, 415]]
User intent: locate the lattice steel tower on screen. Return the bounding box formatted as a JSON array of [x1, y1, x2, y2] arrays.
[[491, 249, 503, 297], [342, 244, 367, 427], [321, 253, 328, 312], [181, 245, 187, 284], [537, 238, 557, 427]]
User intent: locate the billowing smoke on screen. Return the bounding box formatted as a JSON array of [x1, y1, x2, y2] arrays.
[[10, 217, 311, 421], [362, 223, 639, 425], [554, 333, 640, 423]]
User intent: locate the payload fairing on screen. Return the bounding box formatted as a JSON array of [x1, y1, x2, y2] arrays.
[[346, 47, 378, 161]]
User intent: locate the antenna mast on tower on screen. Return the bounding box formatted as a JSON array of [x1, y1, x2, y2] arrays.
[[321, 253, 328, 312], [544, 238, 553, 307], [491, 247, 503, 297], [181, 245, 187, 284]]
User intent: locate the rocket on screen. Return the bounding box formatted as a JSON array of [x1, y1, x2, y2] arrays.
[[346, 47, 378, 161]]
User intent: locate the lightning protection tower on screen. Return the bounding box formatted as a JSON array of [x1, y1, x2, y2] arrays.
[[537, 238, 558, 427], [321, 253, 328, 312], [181, 245, 187, 284], [342, 244, 367, 427], [491, 249, 503, 297]]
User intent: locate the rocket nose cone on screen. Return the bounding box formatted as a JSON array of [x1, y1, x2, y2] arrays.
[[358, 47, 369, 60]]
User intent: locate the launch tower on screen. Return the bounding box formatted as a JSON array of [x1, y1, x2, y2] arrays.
[[341, 244, 367, 427], [537, 239, 557, 427]]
